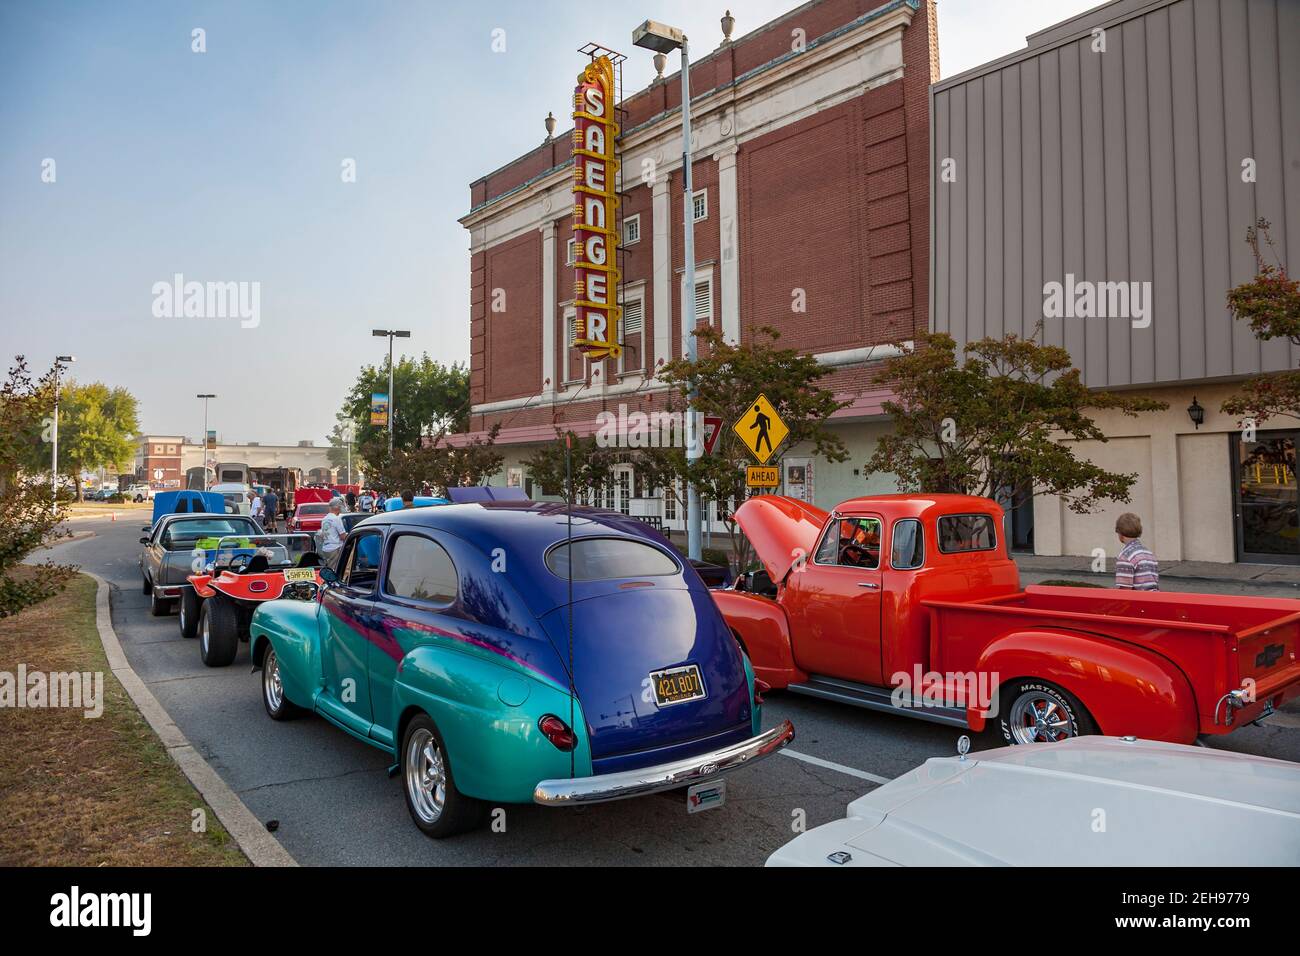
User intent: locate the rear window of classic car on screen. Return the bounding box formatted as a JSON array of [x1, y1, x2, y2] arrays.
[[161, 518, 259, 549], [298, 504, 330, 515], [936, 514, 997, 553], [546, 537, 679, 581]]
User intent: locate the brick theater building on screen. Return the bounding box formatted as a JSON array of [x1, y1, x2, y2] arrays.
[[459, 0, 938, 527]]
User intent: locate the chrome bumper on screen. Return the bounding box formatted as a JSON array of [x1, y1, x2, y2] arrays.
[[533, 719, 795, 806]]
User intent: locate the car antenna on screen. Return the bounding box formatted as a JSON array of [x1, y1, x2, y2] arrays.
[[565, 431, 575, 780]]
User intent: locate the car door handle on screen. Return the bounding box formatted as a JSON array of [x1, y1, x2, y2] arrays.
[[857, 582, 879, 589]]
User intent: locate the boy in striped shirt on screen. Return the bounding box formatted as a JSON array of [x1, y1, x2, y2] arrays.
[[1114, 512, 1159, 590]]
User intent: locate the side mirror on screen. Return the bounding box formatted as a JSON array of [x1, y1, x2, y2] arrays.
[[319, 566, 338, 586], [139, 536, 149, 544]]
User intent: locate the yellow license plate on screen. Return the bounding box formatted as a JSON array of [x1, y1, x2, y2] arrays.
[[283, 568, 316, 582], [651, 664, 706, 706]]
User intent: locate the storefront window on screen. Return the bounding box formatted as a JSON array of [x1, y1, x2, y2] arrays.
[[1235, 432, 1298, 562]]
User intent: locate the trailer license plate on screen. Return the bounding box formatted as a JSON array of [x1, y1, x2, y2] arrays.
[[687, 779, 725, 813], [651, 664, 706, 706]]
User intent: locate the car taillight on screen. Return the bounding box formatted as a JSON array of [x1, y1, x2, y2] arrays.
[[754, 679, 771, 705], [538, 715, 576, 752]]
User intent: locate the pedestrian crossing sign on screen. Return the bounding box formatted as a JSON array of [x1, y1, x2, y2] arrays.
[[733, 393, 788, 465]]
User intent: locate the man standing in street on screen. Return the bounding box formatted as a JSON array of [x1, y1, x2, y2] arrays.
[[249, 491, 265, 530], [262, 488, 279, 532], [1114, 513, 1159, 590], [318, 498, 347, 567]]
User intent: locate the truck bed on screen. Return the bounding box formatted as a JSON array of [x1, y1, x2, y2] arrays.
[[924, 585, 1300, 734]]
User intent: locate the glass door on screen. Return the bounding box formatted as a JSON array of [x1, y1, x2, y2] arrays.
[[1234, 431, 1299, 563]]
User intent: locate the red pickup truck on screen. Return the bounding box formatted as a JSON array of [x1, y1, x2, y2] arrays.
[[715, 494, 1300, 745]]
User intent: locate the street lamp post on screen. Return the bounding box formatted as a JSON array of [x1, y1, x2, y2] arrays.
[[372, 329, 411, 456], [52, 355, 75, 510], [633, 20, 702, 560], [196, 394, 216, 489]]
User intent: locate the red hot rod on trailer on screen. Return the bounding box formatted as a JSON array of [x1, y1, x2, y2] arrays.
[[716, 494, 1300, 745]]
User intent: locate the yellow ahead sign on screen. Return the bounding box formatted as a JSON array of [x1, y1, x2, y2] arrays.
[[746, 465, 779, 488], [733, 394, 788, 465]]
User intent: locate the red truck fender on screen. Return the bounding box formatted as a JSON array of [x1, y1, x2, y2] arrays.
[[975, 629, 1200, 744], [712, 591, 805, 689]]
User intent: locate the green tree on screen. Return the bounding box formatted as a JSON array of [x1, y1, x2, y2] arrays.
[[867, 329, 1166, 513], [657, 325, 851, 568], [339, 356, 469, 457], [522, 430, 617, 504], [56, 381, 140, 501], [0, 356, 76, 616], [1222, 219, 1300, 425]]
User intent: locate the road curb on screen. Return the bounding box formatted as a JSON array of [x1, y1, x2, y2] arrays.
[[85, 571, 299, 868]]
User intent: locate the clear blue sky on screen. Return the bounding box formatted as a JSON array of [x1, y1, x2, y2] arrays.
[[0, 0, 1097, 444]]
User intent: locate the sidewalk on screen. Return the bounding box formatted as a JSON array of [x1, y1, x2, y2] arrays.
[[1015, 553, 1300, 591]]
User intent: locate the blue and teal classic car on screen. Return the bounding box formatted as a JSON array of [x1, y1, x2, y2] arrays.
[[249, 500, 794, 837]]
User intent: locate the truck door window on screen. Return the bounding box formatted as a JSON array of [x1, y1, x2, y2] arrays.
[[814, 517, 881, 569], [891, 518, 925, 569]]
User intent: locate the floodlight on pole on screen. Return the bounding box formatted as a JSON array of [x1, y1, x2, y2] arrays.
[[196, 394, 216, 488], [633, 19, 702, 561], [52, 355, 76, 509], [372, 329, 411, 456]]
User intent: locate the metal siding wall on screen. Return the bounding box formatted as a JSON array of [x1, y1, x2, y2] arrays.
[[930, 0, 1299, 388]]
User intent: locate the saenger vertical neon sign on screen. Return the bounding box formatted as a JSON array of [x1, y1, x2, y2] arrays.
[[572, 55, 621, 359]]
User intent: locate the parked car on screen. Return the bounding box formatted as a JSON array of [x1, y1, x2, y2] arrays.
[[248, 501, 794, 838], [211, 481, 252, 515], [139, 513, 264, 616], [767, 735, 1300, 866], [182, 532, 322, 664], [716, 494, 1300, 746], [129, 485, 157, 503], [290, 501, 331, 533]]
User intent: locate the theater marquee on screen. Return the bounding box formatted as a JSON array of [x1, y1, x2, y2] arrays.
[[572, 55, 621, 359]]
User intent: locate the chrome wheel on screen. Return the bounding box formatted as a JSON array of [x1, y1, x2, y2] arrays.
[[179, 598, 187, 631], [1008, 691, 1074, 743], [404, 728, 446, 825], [264, 649, 284, 712], [200, 613, 209, 654]]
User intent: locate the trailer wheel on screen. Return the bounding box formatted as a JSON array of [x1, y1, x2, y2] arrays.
[[199, 597, 240, 667], [1000, 680, 1094, 744]]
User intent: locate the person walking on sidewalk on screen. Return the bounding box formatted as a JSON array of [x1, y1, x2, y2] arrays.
[[1114, 513, 1159, 591]]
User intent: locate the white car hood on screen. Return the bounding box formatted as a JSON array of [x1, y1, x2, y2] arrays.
[[768, 737, 1300, 867]]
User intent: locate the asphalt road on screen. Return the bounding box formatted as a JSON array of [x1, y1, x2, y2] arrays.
[[41, 516, 1300, 865]]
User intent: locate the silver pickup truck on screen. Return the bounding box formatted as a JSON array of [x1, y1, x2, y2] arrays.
[[139, 513, 263, 617]]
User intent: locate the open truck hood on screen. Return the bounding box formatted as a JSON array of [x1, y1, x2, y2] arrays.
[[734, 496, 829, 584]]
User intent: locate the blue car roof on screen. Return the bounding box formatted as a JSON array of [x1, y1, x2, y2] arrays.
[[364, 501, 686, 613]]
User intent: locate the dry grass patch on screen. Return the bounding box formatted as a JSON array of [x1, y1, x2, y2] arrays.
[[0, 570, 248, 866]]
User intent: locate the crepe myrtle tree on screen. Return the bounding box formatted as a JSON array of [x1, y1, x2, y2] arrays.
[[657, 325, 851, 570], [1222, 219, 1300, 426], [867, 330, 1166, 515], [522, 429, 617, 505], [367, 424, 503, 498], [0, 356, 76, 617]]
